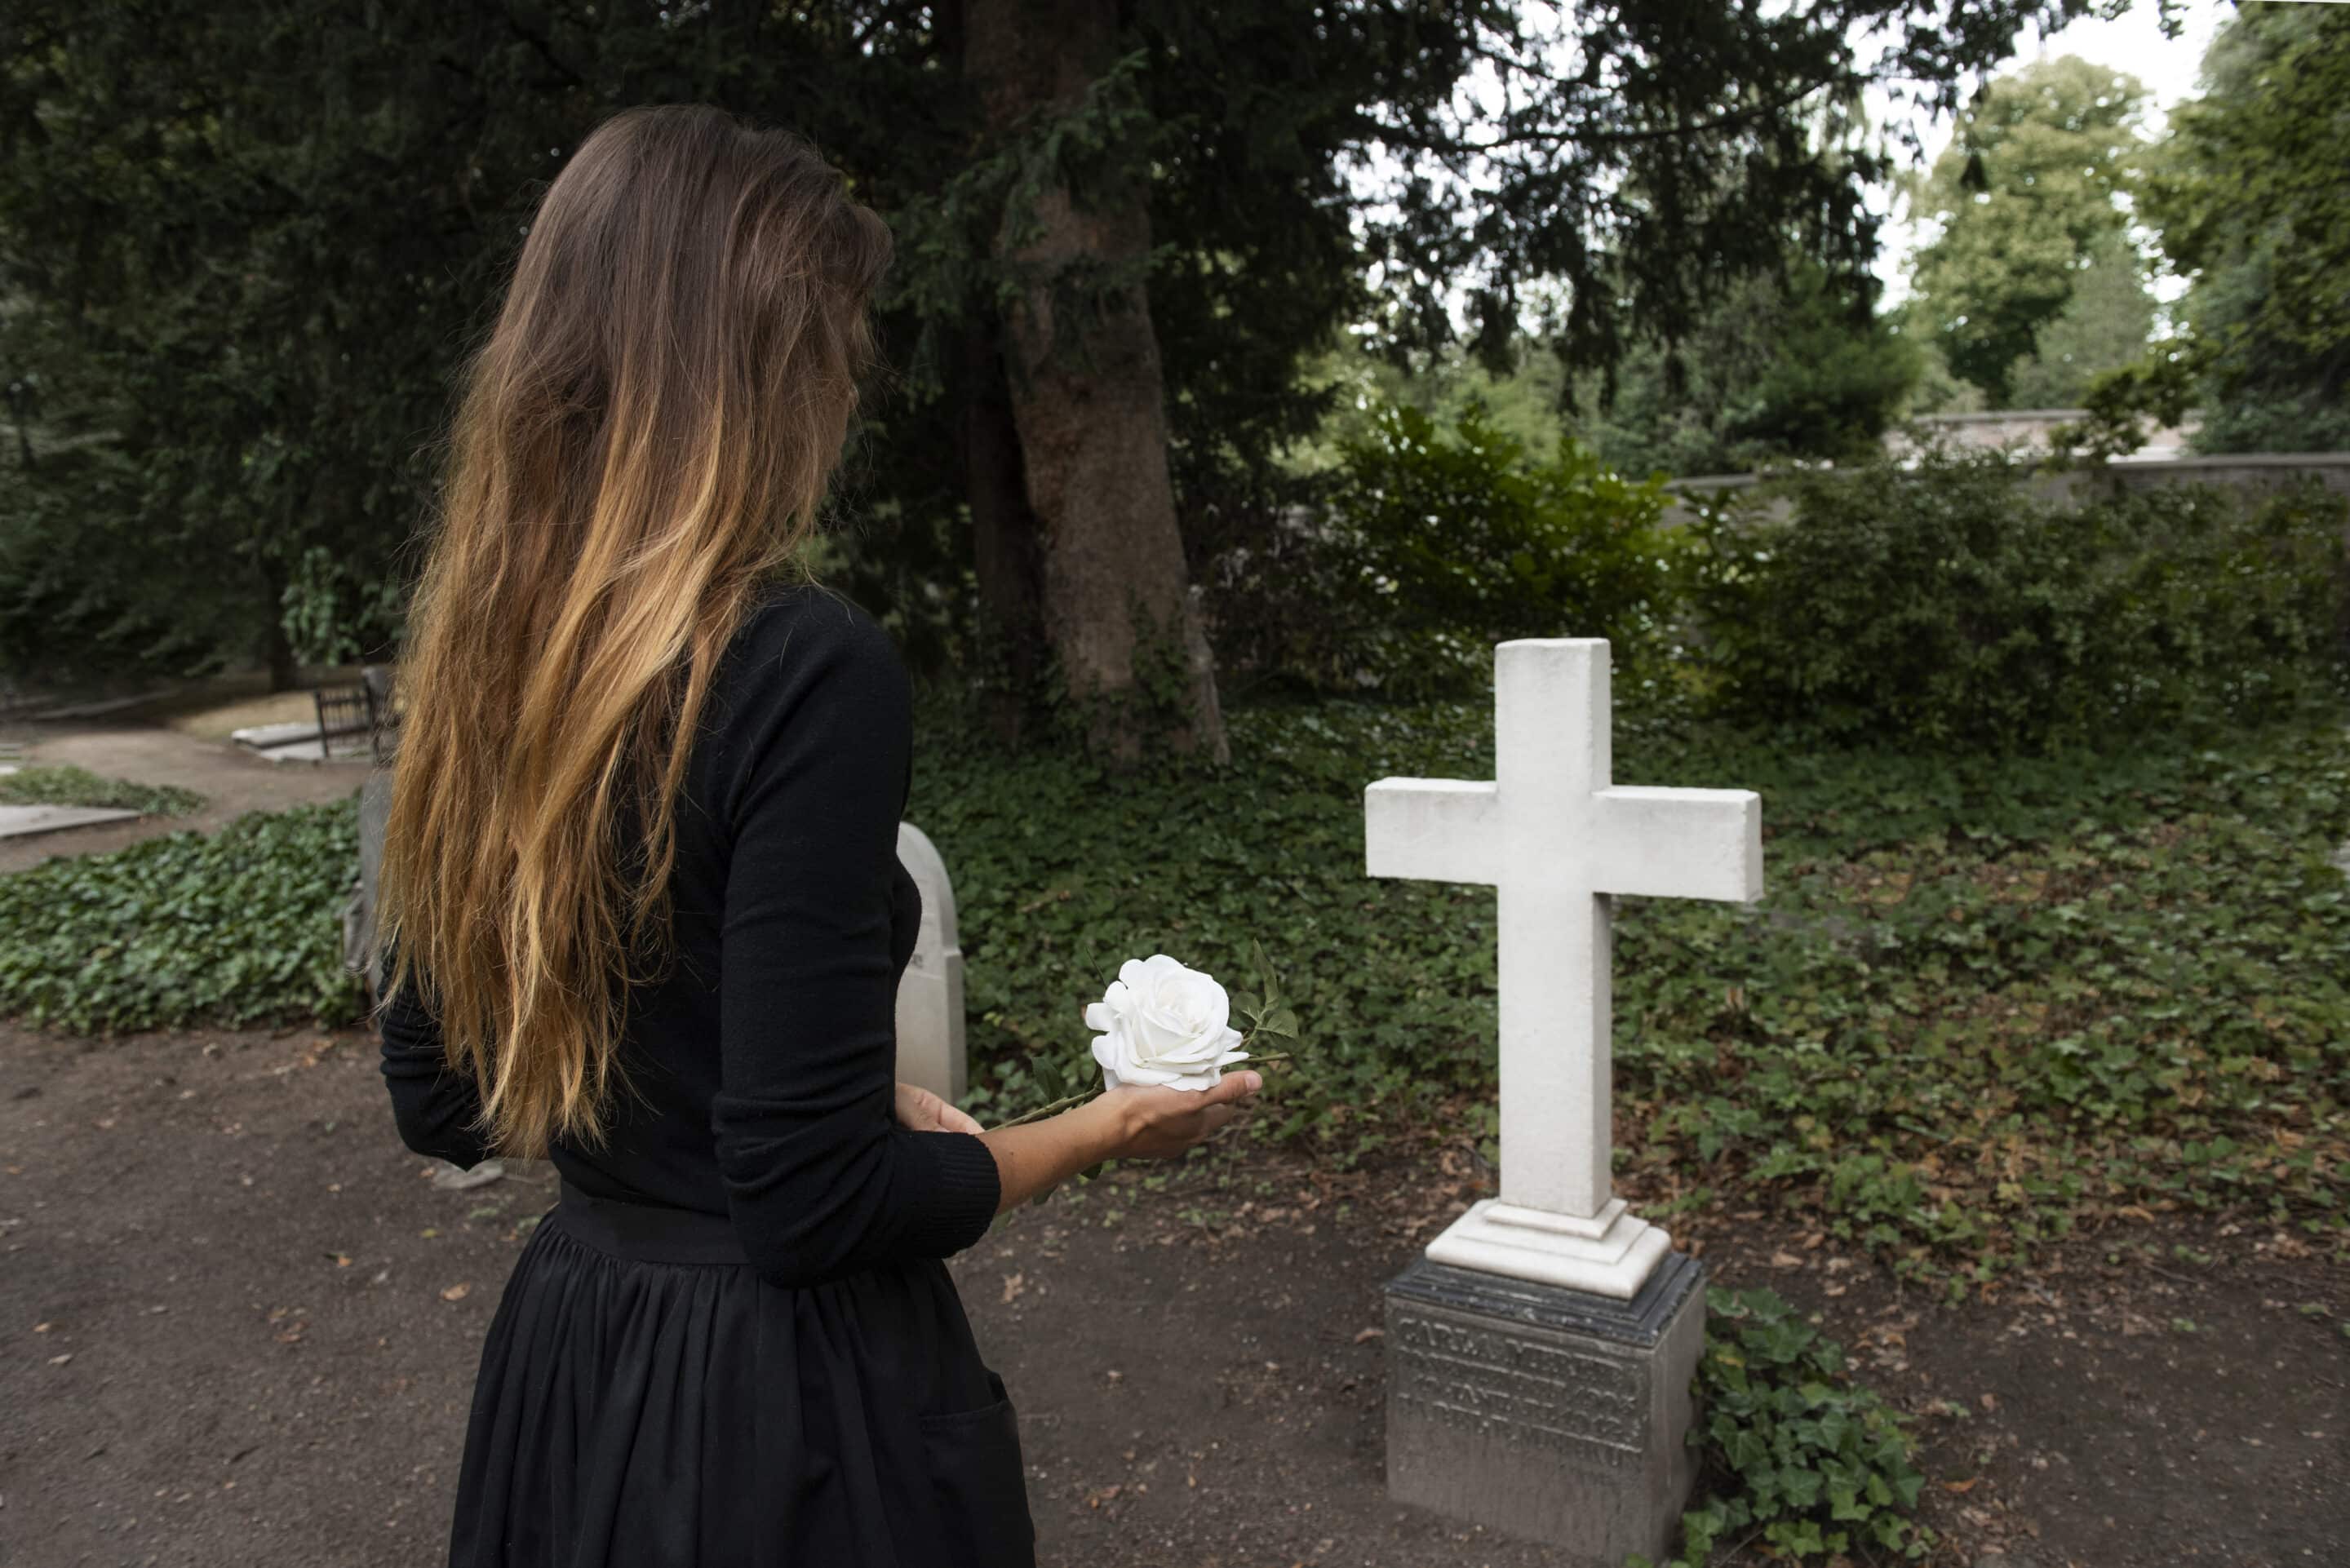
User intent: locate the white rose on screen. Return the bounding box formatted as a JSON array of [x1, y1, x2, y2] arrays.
[[1083, 955, 1250, 1092]]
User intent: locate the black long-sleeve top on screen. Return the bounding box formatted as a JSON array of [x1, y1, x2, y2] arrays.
[[378, 582, 1001, 1288]]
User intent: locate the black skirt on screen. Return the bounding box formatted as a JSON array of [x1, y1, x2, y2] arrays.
[[447, 1182, 1036, 1568]]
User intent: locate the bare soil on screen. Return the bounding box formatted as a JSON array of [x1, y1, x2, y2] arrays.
[[2, 1021, 2343, 1568]]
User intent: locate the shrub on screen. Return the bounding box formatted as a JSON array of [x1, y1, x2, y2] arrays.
[[1641, 1288, 1931, 1565], [1687, 449, 2348, 751], [1217, 402, 1684, 697]]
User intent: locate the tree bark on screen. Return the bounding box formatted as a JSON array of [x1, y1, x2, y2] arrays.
[[962, 0, 1228, 764], [961, 326, 1048, 745], [259, 555, 300, 693]]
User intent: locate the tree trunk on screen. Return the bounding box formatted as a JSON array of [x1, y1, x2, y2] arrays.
[[264, 620, 301, 693], [962, 0, 1228, 764], [259, 556, 300, 693], [962, 327, 1048, 746]]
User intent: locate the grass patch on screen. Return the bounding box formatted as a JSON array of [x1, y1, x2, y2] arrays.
[[0, 796, 358, 1031], [910, 690, 2350, 1282], [0, 763, 203, 817]]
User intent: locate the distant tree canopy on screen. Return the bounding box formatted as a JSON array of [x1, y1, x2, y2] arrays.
[[1903, 55, 2153, 409], [1306, 256, 1921, 482], [2144, 2, 2350, 451], [2, 0, 2104, 752], [2003, 227, 2156, 410]]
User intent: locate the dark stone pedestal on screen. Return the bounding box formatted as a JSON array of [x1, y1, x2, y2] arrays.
[[1384, 1250, 1705, 1562]]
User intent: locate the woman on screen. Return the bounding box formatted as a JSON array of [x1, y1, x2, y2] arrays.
[[375, 104, 1259, 1568]]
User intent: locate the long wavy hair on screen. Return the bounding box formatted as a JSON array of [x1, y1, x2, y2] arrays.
[[374, 105, 890, 1158]]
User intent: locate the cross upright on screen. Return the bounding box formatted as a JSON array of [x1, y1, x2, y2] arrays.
[[1366, 639, 1762, 1299]]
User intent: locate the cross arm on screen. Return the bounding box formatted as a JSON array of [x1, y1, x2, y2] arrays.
[[1591, 786, 1763, 902], [1365, 777, 1505, 887]]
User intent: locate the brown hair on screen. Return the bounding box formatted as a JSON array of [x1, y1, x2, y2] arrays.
[[374, 105, 890, 1158]]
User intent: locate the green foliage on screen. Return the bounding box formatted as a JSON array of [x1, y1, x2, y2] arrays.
[[1295, 261, 1922, 485], [0, 765, 202, 817], [2005, 228, 2157, 411], [1237, 402, 1682, 695], [1904, 55, 2152, 407], [0, 798, 359, 1032], [2076, 7, 2350, 457], [2150, 5, 2350, 454], [2, 0, 2104, 697], [1640, 1289, 1931, 1566], [8, 676, 2348, 1286], [0, 442, 248, 682], [1687, 450, 2349, 752], [912, 686, 2350, 1279]]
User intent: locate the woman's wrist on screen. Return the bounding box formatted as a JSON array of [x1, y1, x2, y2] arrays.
[[1064, 1092, 1128, 1167], [978, 1091, 1126, 1212]]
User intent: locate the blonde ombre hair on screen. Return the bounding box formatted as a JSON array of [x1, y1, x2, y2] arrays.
[[375, 106, 890, 1158]]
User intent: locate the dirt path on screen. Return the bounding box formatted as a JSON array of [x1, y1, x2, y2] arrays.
[[0, 724, 366, 875], [2, 1022, 2343, 1568]]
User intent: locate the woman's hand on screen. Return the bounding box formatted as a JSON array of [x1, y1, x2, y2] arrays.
[[1087, 1071, 1263, 1162], [894, 1081, 983, 1136], [977, 1070, 1262, 1212]]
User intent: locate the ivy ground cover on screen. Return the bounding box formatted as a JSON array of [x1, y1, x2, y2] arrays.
[[2, 692, 2343, 1284], [912, 693, 2350, 1283]]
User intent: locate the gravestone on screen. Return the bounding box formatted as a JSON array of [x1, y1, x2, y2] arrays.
[[1365, 638, 1764, 1561], [348, 767, 394, 996], [893, 822, 967, 1104], [0, 803, 140, 839]]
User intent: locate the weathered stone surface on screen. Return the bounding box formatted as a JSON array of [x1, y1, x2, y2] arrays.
[[0, 804, 140, 839], [893, 822, 966, 1103], [346, 768, 393, 994], [1385, 1251, 1705, 1562]]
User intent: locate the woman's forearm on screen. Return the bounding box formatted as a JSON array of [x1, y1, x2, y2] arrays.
[[978, 1097, 1126, 1213]]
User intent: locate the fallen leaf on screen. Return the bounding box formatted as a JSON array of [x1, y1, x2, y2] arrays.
[[1770, 1250, 1805, 1269], [47, 1353, 72, 1366], [441, 1282, 472, 1303], [1353, 1327, 1384, 1344], [1944, 1477, 1980, 1494]]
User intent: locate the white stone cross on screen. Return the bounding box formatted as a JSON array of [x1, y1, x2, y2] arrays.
[[894, 822, 968, 1104], [1365, 640, 1762, 1298]]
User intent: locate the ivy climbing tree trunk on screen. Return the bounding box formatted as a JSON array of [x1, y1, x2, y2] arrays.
[[962, 0, 1228, 764]]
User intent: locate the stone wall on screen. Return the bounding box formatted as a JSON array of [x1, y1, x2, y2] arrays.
[[1659, 452, 2350, 534], [1883, 408, 2201, 461]]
